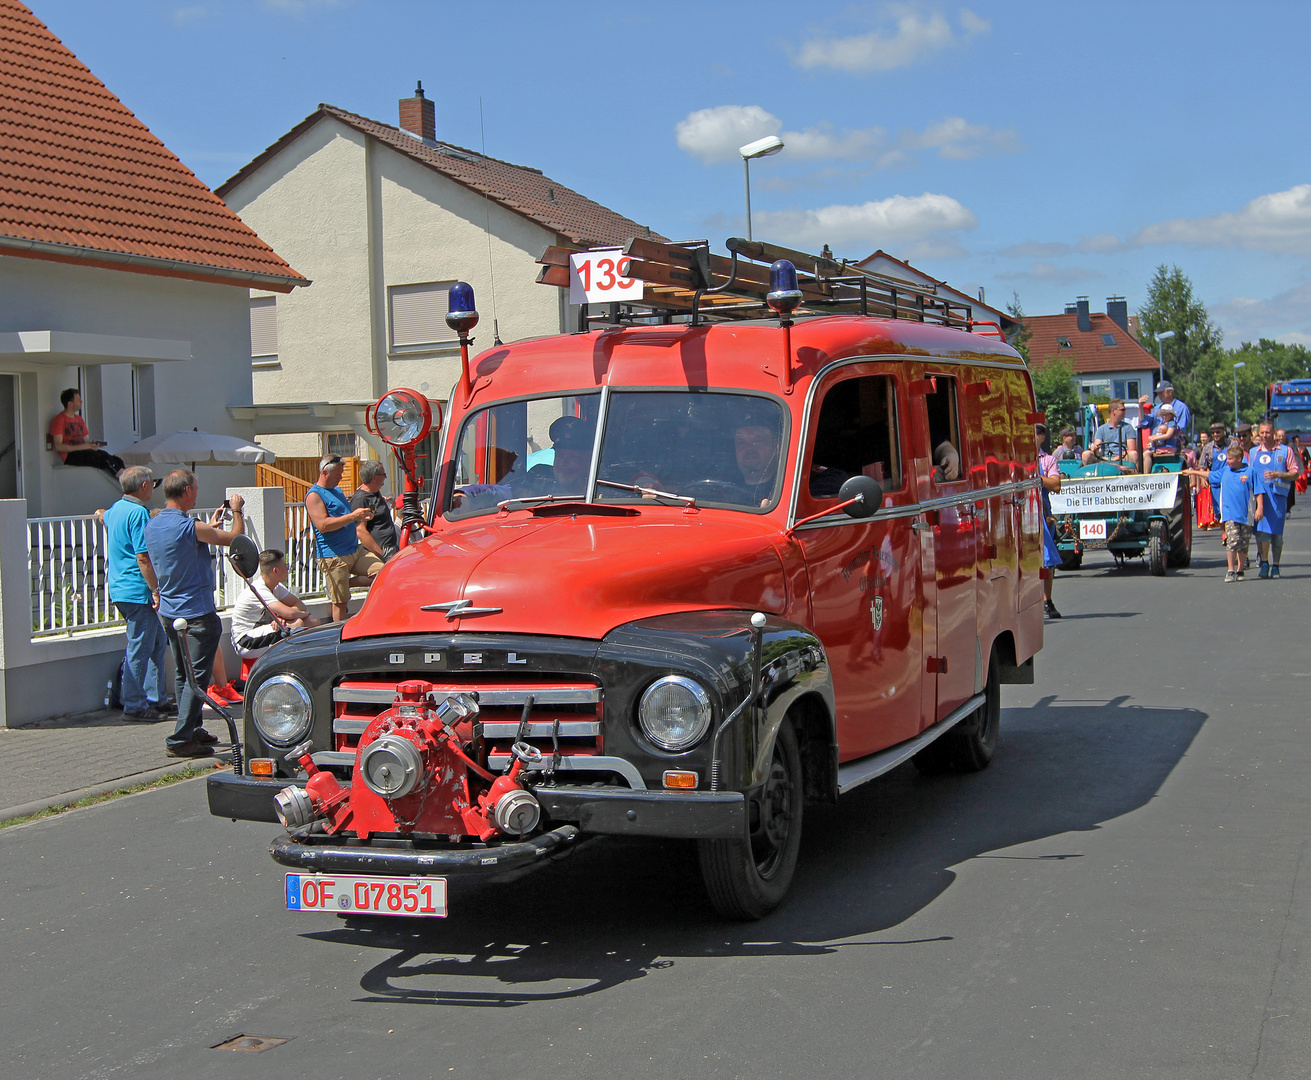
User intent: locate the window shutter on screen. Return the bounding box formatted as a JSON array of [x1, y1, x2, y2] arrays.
[[250, 297, 277, 357], [390, 282, 458, 348]]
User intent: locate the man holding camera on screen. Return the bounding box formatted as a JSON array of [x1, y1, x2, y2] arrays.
[[144, 469, 245, 757]]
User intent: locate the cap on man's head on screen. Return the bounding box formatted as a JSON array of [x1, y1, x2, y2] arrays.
[[549, 415, 593, 452], [1158, 380, 1174, 391], [1034, 422, 1048, 436], [1236, 422, 1253, 434]]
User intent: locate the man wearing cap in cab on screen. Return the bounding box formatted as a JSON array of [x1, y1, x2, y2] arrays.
[[1156, 381, 1191, 438]]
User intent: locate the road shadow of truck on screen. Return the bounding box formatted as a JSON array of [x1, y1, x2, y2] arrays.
[[305, 694, 1205, 1008]]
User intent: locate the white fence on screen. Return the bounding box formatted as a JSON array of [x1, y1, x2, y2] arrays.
[[26, 506, 295, 639], [283, 502, 326, 600]]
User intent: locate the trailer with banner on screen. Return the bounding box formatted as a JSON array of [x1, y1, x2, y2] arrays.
[[1051, 459, 1192, 575]]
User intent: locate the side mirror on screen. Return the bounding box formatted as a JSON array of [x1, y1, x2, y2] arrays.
[[837, 475, 881, 519], [228, 533, 260, 580]]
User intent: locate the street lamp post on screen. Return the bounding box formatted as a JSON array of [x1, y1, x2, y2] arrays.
[[739, 135, 784, 241], [1156, 329, 1176, 387], [1233, 361, 1247, 427]]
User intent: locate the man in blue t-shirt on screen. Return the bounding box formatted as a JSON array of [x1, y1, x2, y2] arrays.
[[102, 466, 170, 720], [144, 469, 246, 757], [306, 455, 378, 623], [1081, 398, 1139, 471], [1251, 420, 1301, 578]]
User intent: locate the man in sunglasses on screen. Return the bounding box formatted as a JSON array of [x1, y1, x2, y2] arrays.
[[306, 455, 378, 623]]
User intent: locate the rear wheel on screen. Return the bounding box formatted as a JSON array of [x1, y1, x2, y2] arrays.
[[913, 644, 1001, 775], [1148, 519, 1167, 576], [698, 716, 803, 920], [1168, 481, 1193, 568]]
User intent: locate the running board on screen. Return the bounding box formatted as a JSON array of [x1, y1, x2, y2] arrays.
[[836, 692, 987, 794]]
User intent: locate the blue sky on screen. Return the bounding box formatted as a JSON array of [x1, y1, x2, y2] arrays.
[[32, 0, 1311, 346]]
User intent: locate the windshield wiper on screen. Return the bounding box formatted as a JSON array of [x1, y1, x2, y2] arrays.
[[495, 493, 586, 512], [596, 479, 697, 506]]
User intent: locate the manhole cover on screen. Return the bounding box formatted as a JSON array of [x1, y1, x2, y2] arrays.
[[212, 1034, 293, 1053]]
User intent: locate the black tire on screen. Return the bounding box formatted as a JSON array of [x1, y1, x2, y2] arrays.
[[1059, 548, 1083, 571], [698, 716, 803, 920], [1167, 482, 1193, 568], [1148, 519, 1167, 576], [913, 645, 1001, 774]]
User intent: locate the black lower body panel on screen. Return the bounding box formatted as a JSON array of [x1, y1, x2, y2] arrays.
[[270, 826, 580, 876], [535, 786, 746, 839]]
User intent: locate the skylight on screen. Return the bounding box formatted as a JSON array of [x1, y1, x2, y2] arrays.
[[1057, 336, 1072, 348], [1101, 333, 1117, 346]]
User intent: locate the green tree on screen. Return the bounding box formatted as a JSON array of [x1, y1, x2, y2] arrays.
[[1005, 291, 1032, 363], [1030, 354, 1081, 434], [1137, 264, 1223, 383]]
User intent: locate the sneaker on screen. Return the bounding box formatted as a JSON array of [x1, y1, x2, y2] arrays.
[[217, 683, 244, 704], [149, 698, 178, 716], [1258, 562, 1270, 579], [1236, 570, 1246, 581], [122, 705, 165, 722], [1044, 600, 1062, 619], [1224, 570, 1237, 582], [166, 741, 214, 758], [194, 729, 219, 745], [1272, 565, 1282, 579]]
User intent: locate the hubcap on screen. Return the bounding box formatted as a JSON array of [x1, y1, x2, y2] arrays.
[[750, 742, 794, 878]]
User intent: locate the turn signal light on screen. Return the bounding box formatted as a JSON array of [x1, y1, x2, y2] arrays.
[[663, 770, 698, 790], [248, 758, 275, 777]]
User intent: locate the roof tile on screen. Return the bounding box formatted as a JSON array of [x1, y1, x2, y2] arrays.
[[1027, 311, 1158, 375], [220, 103, 663, 250], [0, 0, 306, 287]]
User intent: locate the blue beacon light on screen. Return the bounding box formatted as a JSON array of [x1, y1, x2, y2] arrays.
[[766, 260, 802, 316], [445, 281, 479, 336]]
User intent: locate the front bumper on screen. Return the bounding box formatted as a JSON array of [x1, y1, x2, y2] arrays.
[[208, 772, 747, 839]]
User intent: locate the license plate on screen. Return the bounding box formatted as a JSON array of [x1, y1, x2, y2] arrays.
[[1079, 519, 1107, 541], [285, 873, 447, 917]]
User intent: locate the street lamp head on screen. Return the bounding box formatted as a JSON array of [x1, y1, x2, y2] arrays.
[[740, 135, 785, 160], [1158, 330, 1177, 341], [1234, 361, 1247, 370]]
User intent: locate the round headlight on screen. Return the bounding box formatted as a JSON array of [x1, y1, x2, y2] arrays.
[[639, 675, 712, 751], [250, 675, 313, 747]]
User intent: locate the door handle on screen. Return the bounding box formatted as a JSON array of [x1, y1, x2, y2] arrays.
[[911, 521, 934, 532]]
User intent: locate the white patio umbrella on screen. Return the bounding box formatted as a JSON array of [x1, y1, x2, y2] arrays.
[[117, 429, 276, 467]]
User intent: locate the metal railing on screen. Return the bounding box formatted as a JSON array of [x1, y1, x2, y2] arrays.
[[28, 507, 240, 639]]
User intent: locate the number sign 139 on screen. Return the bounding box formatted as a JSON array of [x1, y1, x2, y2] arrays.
[[569, 249, 643, 305]]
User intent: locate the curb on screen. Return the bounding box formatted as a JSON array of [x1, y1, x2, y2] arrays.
[[0, 757, 224, 825]]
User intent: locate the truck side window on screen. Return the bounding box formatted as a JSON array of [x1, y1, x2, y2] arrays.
[[925, 375, 962, 482], [809, 375, 902, 497]]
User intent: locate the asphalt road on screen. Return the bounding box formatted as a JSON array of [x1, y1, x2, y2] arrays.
[[3, 515, 1309, 1080]]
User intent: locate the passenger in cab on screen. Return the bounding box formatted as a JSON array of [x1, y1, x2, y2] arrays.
[[1052, 427, 1083, 462], [1143, 402, 1180, 472]]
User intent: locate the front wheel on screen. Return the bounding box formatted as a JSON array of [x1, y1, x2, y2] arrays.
[[698, 716, 803, 920]]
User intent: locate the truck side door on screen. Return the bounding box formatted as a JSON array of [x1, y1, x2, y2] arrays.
[[792, 367, 922, 760]]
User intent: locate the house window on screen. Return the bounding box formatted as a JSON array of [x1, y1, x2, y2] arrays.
[[390, 282, 459, 350], [250, 297, 277, 358], [1057, 336, 1072, 349], [325, 432, 356, 458], [1101, 333, 1117, 346]]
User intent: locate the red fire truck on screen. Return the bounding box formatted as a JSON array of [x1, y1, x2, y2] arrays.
[[207, 238, 1046, 920]]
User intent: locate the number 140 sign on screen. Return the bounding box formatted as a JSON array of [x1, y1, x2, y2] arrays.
[[569, 249, 643, 304]]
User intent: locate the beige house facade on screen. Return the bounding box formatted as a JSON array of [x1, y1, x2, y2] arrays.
[[218, 88, 661, 466]]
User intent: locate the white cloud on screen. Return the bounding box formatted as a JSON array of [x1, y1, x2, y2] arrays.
[[675, 106, 1019, 169], [1213, 281, 1311, 345], [995, 262, 1104, 285], [675, 105, 885, 164], [901, 115, 1022, 160], [1132, 184, 1311, 255], [753, 192, 977, 253], [795, 5, 991, 74]]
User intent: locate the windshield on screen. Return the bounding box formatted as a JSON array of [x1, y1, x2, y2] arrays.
[[445, 390, 787, 518]]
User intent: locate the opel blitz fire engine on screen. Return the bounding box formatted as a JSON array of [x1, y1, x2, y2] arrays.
[[207, 237, 1046, 920]]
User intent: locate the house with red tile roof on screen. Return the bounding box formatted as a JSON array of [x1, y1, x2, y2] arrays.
[[215, 86, 662, 466], [1026, 297, 1160, 408], [0, 0, 306, 520]]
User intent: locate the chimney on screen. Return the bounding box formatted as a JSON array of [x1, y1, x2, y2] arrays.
[[1064, 302, 1077, 315], [1076, 296, 1090, 332], [399, 81, 436, 142], [1106, 296, 1129, 332]]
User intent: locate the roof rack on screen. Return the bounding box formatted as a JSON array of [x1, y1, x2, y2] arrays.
[[537, 236, 1000, 335]]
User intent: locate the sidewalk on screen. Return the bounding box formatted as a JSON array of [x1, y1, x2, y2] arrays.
[[0, 702, 235, 823]]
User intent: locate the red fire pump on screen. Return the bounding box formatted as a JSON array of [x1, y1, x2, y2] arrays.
[[272, 682, 542, 842]]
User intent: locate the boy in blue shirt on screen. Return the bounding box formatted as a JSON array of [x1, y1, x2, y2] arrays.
[[1187, 441, 1257, 580]]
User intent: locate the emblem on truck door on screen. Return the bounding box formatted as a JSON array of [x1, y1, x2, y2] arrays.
[[870, 597, 884, 631], [420, 598, 504, 619]]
